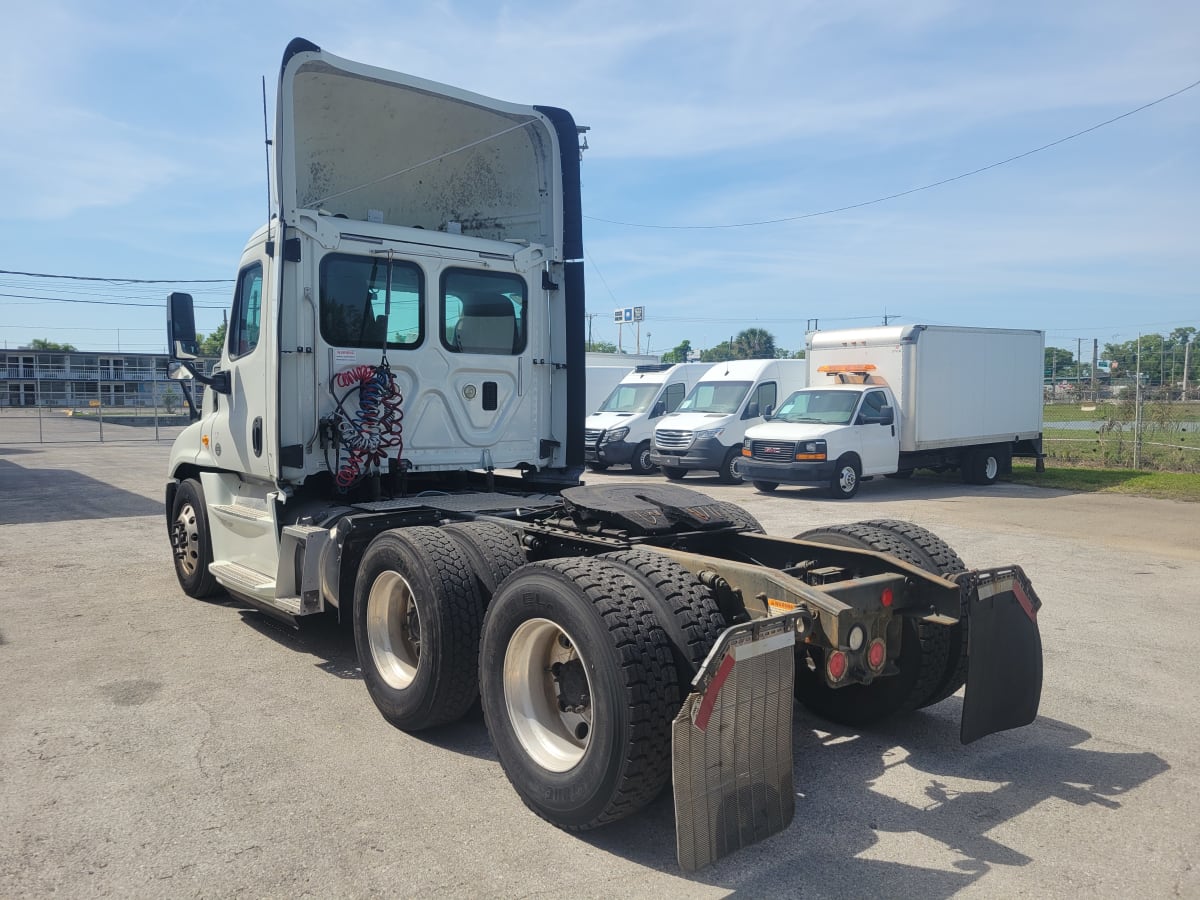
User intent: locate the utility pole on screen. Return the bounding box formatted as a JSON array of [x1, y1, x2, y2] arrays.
[[585, 313, 594, 351], [1092, 338, 1099, 400], [1183, 339, 1191, 400], [1134, 335, 1142, 470], [1076, 337, 1082, 391]]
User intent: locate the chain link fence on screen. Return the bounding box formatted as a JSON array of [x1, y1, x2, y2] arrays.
[[0, 377, 195, 444]]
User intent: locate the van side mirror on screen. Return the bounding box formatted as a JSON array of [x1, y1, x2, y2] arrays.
[[167, 292, 199, 359], [744, 400, 760, 419], [763, 404, 775, 420], [879, 405, 895, 425], [650, 399, 666, 418]]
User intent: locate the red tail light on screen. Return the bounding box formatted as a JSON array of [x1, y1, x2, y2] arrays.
[[826, 650, 849, 683], [867, 638, 887, 672], [881, 587, 894, 608]]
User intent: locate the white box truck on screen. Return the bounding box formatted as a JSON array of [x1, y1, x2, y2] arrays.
[[584, 362, 711, 474], [649, 358, 808, 483], [740, 325, 1044, 498]]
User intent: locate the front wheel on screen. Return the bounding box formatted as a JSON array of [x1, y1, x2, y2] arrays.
[[828, 456, 861, 499], [353, 527, 484, 731], [169, 478, 222, 598], [661, 466, 687, 481], [717, 447, 744, 484], [752, 480, 778, 493], [628, 441, 657, 476], [480, 558, 679, 831]]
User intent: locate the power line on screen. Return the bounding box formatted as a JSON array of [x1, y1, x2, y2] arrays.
[[0, 292, 228, 309], [0, 269, 234, 283], [585, 76, 1200, 230]]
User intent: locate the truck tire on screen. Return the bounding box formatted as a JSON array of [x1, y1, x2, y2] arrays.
[[628, 441, 657, 476], [661, 466, 687, 481], [828, 456, 861, 499], [586, 462, 609, 472], [752, 480, 779, 493], [962, 446, 1003, 485], [790, 524, 952, 725], [598, 550, 726, 687], [169, 478, 223, 599], [856, 519, 969, 708], [480, 558, 679, 830], [713, 500, 765, 533], [353, 527, 484, 731], [442, 521, 526, 602], [717, 447, 744, 484]]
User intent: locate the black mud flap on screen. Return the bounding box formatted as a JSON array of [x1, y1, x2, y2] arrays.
[[672, 614, 804, 872], [960, 566, 1043, 744]]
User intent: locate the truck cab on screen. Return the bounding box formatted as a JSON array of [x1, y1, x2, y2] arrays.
[[649, 358, 807, 484], [584, 362, 710, 474], [741, 378, 899, 499]]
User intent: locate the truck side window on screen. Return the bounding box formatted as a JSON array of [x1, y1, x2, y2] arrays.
[[229, 263, 264, 359], [441, 269, 527, 355], [661, 382, 685, 415], [742, 381, 777, 419], [861, 390, 888, 420], [319, 254, 423, 349]]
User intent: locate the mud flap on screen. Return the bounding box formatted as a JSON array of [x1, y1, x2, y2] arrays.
[[672, 615, 803, 872], [960, 566, 1044, 744]]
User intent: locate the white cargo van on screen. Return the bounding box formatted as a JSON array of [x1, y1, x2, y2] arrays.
[[584, 362, 710, 474], [585, 364, 634, 415], [650, 359, 808, 483], [740, 324, 1044, 498]]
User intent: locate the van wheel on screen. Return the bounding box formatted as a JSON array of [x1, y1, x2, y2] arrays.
[[353, 527, 484, 731], [480, 558, 679, 830], [717, 448, 744, 484], [661, 466, 687, 481], [828, 456, 861, 499], [586, 462, 609, 472], [628, 441, 657, 476], [752, 480, 778, 493], [963, 446, 1003, 485], [169, 479, 223, 598]]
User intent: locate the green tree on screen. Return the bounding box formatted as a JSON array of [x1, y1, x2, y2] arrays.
[[733, 328, 776, 360], [588, 340, 618, 353], [197, 322, 227, 357], [700, 341, 735, 362], [1044, 347, 1077, 379], [661, 339, 692, 364], [28, 338, 76, 351]]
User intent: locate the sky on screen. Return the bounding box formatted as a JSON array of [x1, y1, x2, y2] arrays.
[[1, 0, 1197, 359]]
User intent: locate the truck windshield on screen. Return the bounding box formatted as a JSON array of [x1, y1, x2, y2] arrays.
[[773, 389, 861, 425], [598, 383, 660, 414], [677, 381, 751, 414]]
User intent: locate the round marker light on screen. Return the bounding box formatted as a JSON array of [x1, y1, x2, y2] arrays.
[[881, 587, 894, 608], [867, 638, 887, 672], [826, 650, 849, 683], [847, 625, 865, 652]]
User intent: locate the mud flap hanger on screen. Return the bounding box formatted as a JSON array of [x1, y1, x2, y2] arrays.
[[956, 566, 1044, 744]]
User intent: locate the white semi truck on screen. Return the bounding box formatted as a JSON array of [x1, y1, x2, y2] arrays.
[[164, 39, 1045, 871], [741, 325, 1045, 498]]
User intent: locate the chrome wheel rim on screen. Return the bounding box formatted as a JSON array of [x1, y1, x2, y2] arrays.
[[839, 466, 857, 493], [367, 570, 421, 690], [173, 502, 201, 576], [984, 455, 999, 480], [504, 618, 593, 772]]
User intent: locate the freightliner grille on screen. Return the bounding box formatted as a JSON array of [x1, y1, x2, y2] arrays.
[[655, 429, 693, 450], [750, 440, 797, 461], [584, 428, 604, 446]]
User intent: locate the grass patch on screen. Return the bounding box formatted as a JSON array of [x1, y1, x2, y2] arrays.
[[1005, 462, 1200, 502]]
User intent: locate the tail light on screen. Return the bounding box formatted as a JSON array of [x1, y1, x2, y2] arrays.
[[866, 638, 887, 672], [826, 650, 849, 683]]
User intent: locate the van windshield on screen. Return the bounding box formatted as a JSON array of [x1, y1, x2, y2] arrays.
[[677, 381, 751, 414], [773, 389, 861, 425], [599, 383, 661, 414]]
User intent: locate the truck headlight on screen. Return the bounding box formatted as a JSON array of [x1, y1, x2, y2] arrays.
[[795, 439, 827, 461], [603, 426, 629, 443], [694, 427, 724, 441]]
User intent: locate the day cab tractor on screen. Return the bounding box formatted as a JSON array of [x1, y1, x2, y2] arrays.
[[164, 38, 1043, 871]]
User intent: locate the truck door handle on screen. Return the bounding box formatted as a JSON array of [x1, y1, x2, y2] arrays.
[[252, 417, 263, 457]]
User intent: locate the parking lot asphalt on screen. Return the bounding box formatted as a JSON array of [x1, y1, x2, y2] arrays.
[[1, 441, 1197, 898]]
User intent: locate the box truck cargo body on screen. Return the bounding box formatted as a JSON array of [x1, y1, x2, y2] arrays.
[[740, 325, 1044, 498]]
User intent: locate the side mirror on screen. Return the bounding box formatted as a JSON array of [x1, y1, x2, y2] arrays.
[[167, 292, 199, 359], [763, 403, 775, 420], [744, 400, 760, 419], [879, 405, 895, 426], [650, 399, 666, 418]]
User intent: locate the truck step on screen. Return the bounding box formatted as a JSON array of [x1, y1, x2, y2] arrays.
[[209, 502, 274, 525], [208, 561, 277, 602]]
